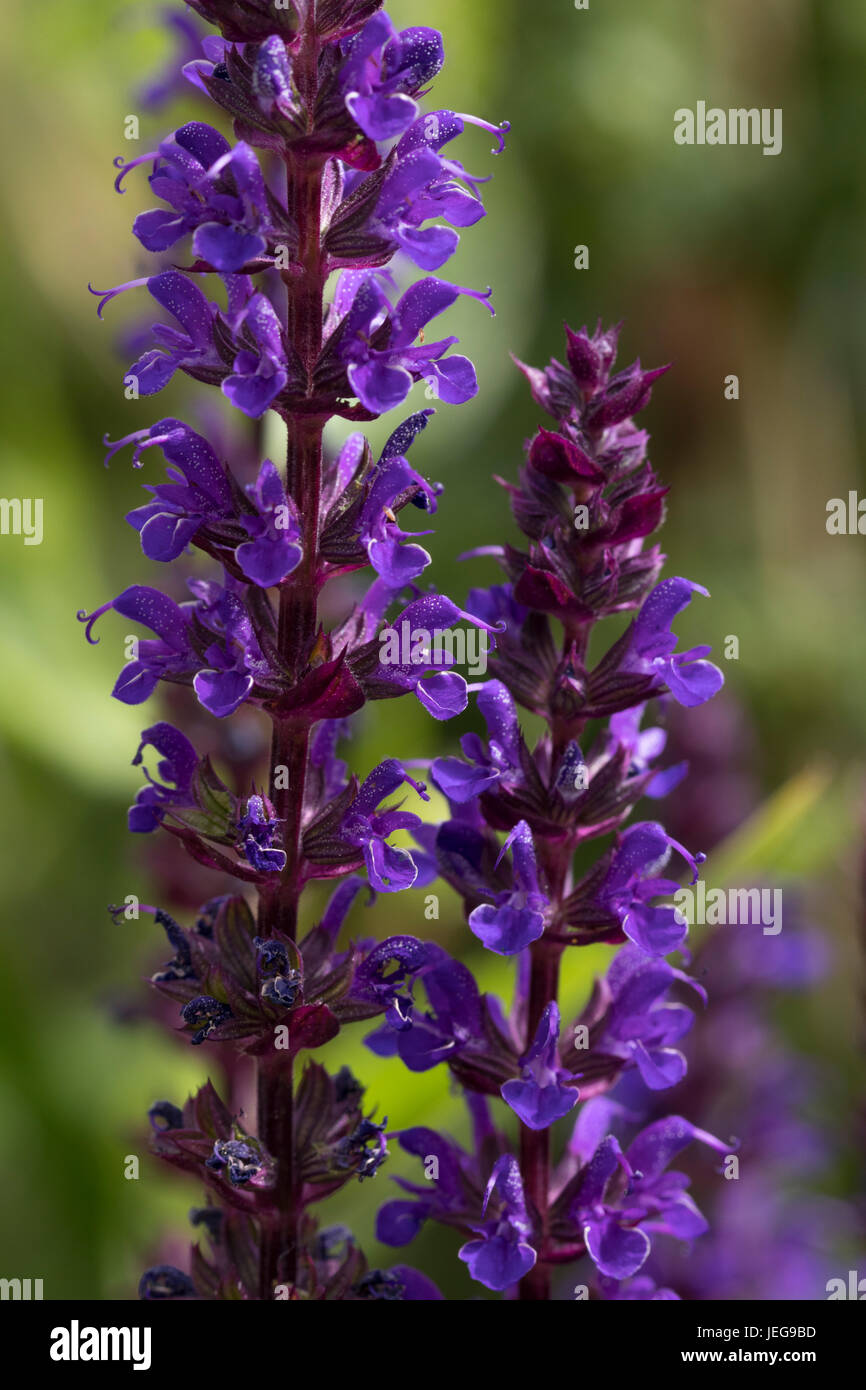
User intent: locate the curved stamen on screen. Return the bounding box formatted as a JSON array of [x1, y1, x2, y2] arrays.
[[440, 155, 493, 199], [453, 602, 505, 634], [88, 277, 150, 319], [102, 427, 179, 470], [76, 600, 114, 645], [667, 834, 706, 886], [113, 150, 159, 193], [102, 427, 151, 469], [454, 113, 511, 154], [458, 544, 505, 561], [453, 283, 495, 317]]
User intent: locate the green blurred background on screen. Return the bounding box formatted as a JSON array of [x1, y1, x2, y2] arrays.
[[0, 0, 864, 1298]]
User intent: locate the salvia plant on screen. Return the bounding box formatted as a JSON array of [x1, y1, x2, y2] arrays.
[[82, 0, 736, 1301]]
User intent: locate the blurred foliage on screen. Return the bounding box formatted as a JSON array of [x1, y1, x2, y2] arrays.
[[0, 0, 863, 1297]]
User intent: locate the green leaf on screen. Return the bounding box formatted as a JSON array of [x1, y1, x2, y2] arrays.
[[706, 763, 854, 884]]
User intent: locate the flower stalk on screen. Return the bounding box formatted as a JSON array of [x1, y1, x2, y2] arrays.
[[87, 0, 513, 1301], [87, 0, 735, 1302], [258, 4, 326, 1293]]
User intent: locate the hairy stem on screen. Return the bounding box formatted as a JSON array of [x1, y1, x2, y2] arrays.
[[255, 15, 326, 1298]]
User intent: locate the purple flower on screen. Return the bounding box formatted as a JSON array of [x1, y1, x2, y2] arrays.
[[418, 817, 498, 905], [468, 821, 549, 955], [338, 759, 430, 892], [128, 721, 198, 833], [355, 413, 438, 584], [108, 417, 233, 562], [221, 288, 289, 417], [351, 935, 433, 1030], [111, 419, 303, 584], [578, 945, 703, 1092], [625, 578, 724, 708], [501, 1002, 579, 1129], [330, 271, 492, 413], [366, 592, 504, 721], [568, 1113, 730, 1279], [91, 272, 291, 418], [364, 948, 484, 1070], [92, 270, 223, 395], [115, 122, 272, 272], [458, 1155, 536, 1292], [598, 821, 705, 956], [236, 794, 286, 873], [188, 578, 270, 715], [377, 1125, 473, 1247], [79, 584, 195, 704], [369, 110, 509, 270], [377, 1108, 539, 1292], [431, 678, 523, 802], [341, 15, 445, 142], [78, 578, 273, 717], [606, 704, 688, 799], [235, 459, 302, 585]]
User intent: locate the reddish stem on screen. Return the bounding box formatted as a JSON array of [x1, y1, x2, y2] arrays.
[[255, 16, 326, 1299]]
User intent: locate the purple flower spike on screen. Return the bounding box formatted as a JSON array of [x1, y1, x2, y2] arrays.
[[85, 0, 735, 1300], [501, 1002, 579, 1129], [458, 1155, 536, 1292]]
